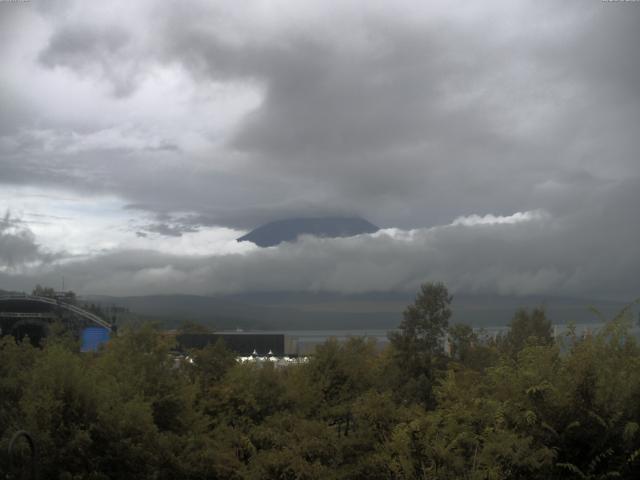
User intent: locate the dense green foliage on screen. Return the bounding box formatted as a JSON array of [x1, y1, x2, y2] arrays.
[[1, 285, 639, 479], [388, 282, 452, 408]]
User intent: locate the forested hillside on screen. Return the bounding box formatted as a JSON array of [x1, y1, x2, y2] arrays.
[[1, 284, 639, 479]]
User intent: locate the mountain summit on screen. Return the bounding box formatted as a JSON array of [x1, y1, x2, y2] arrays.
[[237, 217, 379, 247]]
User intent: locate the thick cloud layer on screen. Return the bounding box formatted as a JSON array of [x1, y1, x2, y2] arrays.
[[0, 1, 638, 298], [2, 178, 638, 300]]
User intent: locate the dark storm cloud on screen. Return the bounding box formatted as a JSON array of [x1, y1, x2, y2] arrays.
[[141, 221, 200, 238], [15, 0, 637, 229], [0, 212, 51, 269], [1, 1, 639, 298], [39, 24, 138, 97], [125, 202, 363, 231]]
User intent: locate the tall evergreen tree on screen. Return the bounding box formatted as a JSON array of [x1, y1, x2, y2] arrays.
[[388, 282, 452, 407]]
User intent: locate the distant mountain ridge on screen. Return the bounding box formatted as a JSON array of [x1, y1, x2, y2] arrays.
[[237, 216, 379, 247], [81, 291, 633, 332]]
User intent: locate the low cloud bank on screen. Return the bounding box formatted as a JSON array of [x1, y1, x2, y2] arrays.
[[2, 182, 638, 301]]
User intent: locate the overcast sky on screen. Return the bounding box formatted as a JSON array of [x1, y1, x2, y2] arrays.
[[0, 0, 638, 299]]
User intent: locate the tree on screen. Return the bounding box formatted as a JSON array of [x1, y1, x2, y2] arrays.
[[177, 320, 212, 334], [448, 323, 476, 364], [395, 282, 453, 352], [501, 307, 554, 356], [388, 282, 453, 406], [306, 337, 379, 408], [191, 338, 237, 391]]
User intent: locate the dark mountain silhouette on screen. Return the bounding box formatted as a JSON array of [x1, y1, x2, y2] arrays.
[[237, 216, 380, 247], [81, 292, 632, 332]]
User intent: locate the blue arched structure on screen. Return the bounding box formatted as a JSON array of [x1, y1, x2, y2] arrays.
[[0, 294, 112, 347]]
